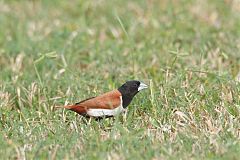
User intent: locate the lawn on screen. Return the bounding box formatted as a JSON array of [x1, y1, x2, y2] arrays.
[[0, 0, 240, 159]]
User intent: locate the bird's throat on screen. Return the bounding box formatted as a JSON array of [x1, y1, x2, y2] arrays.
[[121, 95, 133, 108]]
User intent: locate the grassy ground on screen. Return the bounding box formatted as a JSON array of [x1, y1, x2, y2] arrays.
[[0, 0, 240, 159]]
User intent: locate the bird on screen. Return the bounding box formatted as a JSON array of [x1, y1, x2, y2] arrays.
[[60, 80, 148, 118]]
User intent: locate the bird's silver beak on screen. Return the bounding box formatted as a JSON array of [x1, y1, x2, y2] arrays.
[[138, 82, 148, 91]]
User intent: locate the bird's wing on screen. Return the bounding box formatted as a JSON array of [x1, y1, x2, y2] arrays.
[[63, 90, 122, 115]]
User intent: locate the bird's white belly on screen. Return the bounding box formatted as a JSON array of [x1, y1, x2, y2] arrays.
[[86, 96, 124, 117], [87, 105, 125, 117]]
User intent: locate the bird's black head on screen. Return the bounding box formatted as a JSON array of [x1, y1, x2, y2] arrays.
[[118, 80, 148, 108]]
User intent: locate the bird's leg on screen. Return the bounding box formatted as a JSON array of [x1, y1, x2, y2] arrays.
[[87, 117, 92, 124], [80, 116, 89, 125]]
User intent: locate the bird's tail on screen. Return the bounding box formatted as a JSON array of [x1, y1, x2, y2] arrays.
[[55, 104, 85, 116], [54, 105, 75, 110]]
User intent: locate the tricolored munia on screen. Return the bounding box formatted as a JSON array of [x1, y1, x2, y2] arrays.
[[60, 80, 148, 118]]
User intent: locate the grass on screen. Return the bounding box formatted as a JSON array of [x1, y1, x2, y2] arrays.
[[0, 0, 240, 159]]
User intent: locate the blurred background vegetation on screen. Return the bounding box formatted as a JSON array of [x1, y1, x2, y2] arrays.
[[0, 0, 240, 159]]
